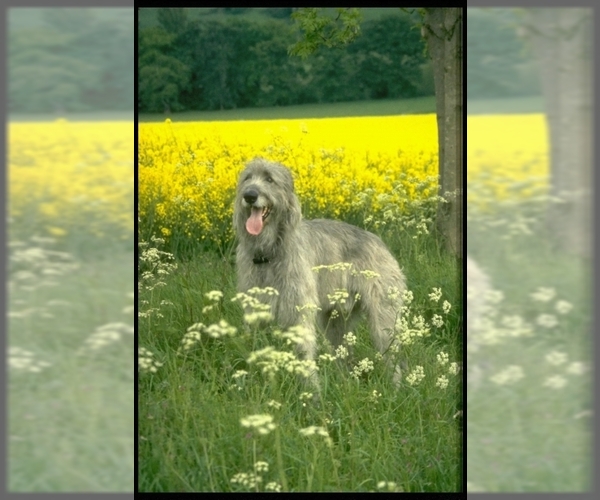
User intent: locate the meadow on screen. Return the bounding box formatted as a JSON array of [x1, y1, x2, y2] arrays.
[[138, 111, 462, 492], [7, 120, 134, 492], [467, 113, 592, 492]]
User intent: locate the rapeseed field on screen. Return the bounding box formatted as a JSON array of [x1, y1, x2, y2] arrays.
[[8, 120, 133, 248], [138, 115, 439, 252], [468, 114, 549, 208]]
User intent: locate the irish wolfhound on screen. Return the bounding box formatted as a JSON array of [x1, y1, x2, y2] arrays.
[[233, 158, 406, 384]]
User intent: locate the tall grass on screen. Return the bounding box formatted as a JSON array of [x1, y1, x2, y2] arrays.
[[468, 175, 592, 491], [138, 209, 461, 491], [8, 239, 133, 491]]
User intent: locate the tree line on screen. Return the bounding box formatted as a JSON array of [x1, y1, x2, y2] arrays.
[[8, 8, 134, 114], [467, 8, 542, 99], [138, 10, 434, 113]]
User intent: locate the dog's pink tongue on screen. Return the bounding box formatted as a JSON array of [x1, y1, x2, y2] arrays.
[[246, 207, 264, 235]]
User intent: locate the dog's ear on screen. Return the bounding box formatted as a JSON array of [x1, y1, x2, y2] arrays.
[[233, 190, 248, 235], [286, 192, 302, 228]]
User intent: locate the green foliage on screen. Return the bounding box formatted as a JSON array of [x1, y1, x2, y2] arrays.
[[138, 28, 190, 113], [350, 15, 427, 99], [288, 8, 362, 58], [137, 228, 461, 492], [137, 10, 432, 112], [157, 7, 188, 34]]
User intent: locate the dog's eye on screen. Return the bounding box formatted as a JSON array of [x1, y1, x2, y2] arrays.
[[266, 176, 273, 183]]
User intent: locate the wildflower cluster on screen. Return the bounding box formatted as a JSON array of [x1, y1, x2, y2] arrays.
[[541, 350, 587, 390], [350, 358, 375, 379], [230, 472, 262, 490], [299, 425, 333, 446], [377, 481, 403, 492], [275, 325, 314, 348], [138, 237, 177, 320], [406, 365, 425, 386], [138, 237, 178, 292], [232, 288, 277, 325], [327, 289, 349, 306], [247, 346, 318, 380], [8, 347, 51, 374], [230, 460, 281, 492], [138, 347, 163, 374], [471, 285, 574, 354], [395, 314, 431, 346], [77, 321, 134, 356], [8, 237, 79, 294], [343, 331, 357, 346], [179, 319, 237, 353], [369, 390, 382, 404], [240, 414, 276, 435], [202, 290, 224, 314], [299, 392, 314, 407], [489, 365, 525, 386], [312, 262, 353, 273]]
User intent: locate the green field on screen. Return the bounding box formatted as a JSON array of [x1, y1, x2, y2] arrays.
[[8, 112, 133, 122], [468, 195, 592, 491], [8, 244, 133, 492], [137, 96, 436, 122], [138, 234, 461, 492], [467, 96, 545, 115]]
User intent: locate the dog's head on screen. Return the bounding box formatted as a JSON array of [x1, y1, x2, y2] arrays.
[[234, 158, 301, 237]]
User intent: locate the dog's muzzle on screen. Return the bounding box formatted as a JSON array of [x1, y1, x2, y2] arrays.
[[243, 188, 271, 236]]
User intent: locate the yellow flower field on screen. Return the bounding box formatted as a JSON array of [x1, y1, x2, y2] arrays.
[[8, 120, 134, 247], [468, 114, 549, 208], [138, 115, 439, 251]]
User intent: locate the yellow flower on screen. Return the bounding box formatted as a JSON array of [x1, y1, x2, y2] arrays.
[[139, 116, 439, 250], [47, 226, 67, 237]]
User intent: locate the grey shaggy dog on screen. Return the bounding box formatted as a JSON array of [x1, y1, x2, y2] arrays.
[[233, 158, 406, 383]]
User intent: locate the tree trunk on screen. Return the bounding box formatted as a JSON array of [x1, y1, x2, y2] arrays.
[[524, 8, 592, 258], [422, 8, 463, 258]]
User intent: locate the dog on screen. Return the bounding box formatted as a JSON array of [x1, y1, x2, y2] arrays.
[[233, 158, 406, 385]]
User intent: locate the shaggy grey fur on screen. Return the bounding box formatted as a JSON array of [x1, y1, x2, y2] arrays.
[[233, 158, 406, 383]]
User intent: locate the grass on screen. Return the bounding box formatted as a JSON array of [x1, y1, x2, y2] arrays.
[[467, 200, 592, 492], [137, 96, 436, 122], [8, 111, 133, 122], [467, 95, 545, 115], [8, 239, 133, 492], [138, 221, 462, 492]]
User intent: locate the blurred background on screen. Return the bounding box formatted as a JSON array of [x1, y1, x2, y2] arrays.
[[467, 7, 592, 492], [8, 8, 133, 118], [6, 7, 133, 492]]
